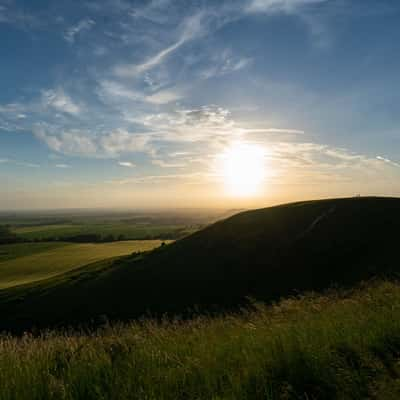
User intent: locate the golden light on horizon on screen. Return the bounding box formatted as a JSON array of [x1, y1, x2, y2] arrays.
[[220, 142, 267, 197]]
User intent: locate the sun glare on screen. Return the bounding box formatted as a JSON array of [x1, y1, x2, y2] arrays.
[[220, 142, 267, 197]]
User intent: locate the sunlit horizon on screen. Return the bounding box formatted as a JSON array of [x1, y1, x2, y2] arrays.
[[1, 0, 400, 210]]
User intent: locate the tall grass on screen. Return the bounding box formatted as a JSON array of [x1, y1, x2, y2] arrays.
[[1, 280, 400, 399]]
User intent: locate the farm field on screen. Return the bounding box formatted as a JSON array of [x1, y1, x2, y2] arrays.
[[0, 242, 70, 262], [0, 240, 167, 289], [0, 209, 235, 245], [11, 223, 195, 241]]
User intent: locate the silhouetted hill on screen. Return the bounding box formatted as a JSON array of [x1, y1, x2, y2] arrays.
[[1, 196, 400, 332]]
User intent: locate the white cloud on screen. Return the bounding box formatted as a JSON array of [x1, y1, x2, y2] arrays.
[[265, 142, 389, 181], [129, 105, 235, 143], [55, 164, 71, 168], [129, 105, 304, 146], [0, 158, 39, 168], [246, 0, 327, 13], [100, 129, 150, 156], [16, 161, 40, 168], [145, 88, 183, 104], [0, 103, 27, 118], [152, 159, 185, 168], [30, 95, 396, 197], [34, 125, 98, 156], [169, 151, 193, 157], [200, 50, 253, 80], [97, 80, 183, 105], [238, 127, 304, 135], [113, 11, 206, 77], [377, 156, 400, 168], [114, 40, 183, 78], [109, 171, 211, 185], [64, 18, 95, 44], [118, 161, 136, 168], [129, 0, 173, 24], [97, 81, 142, 102], [41, 89, 81, 115], [34, 124, 152, 158]]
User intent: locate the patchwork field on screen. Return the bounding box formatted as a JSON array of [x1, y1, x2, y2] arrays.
[[0, 240, 167, 289], [11, 223, 193, 241]]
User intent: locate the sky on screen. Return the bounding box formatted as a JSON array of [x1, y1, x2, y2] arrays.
[[0, 0, 400, 210]]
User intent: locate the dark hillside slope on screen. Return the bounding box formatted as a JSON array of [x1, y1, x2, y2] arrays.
[[1, 197, 400, 331]]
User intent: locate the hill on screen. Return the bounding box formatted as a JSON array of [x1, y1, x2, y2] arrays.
[[1, 280, 400, 399], [0, 196, 400, 331]]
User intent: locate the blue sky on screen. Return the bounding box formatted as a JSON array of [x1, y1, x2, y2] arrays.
[[0, 0, 399, 209]]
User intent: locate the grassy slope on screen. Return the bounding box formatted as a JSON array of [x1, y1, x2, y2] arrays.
[[1, 280, 400, 399], [1, 196, 400, 331], [0, 241, 166, 289]]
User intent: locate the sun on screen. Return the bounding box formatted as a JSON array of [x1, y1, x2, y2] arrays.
[[220, 142, 266, 197]]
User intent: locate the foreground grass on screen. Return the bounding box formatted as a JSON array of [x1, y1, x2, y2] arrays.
[[0, 240, 167, 289], [1, 280, 400, 399]]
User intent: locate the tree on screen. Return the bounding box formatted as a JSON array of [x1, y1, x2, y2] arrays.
[[0, 225, 19, 244]]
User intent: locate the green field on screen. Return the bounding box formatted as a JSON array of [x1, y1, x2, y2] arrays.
[[0, 209, 224, 243], [12, 224, 78, 234], [11, 223, 195, 241], [0, 242, 70, 262], [0, 241, 167, 289], [0, 280, 399, 400]]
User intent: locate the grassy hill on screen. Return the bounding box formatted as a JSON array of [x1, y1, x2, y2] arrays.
[[0, 196, 399, 331], [1, 280, 400, 399]]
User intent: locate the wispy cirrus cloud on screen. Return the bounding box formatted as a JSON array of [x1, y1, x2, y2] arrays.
[[97, 80, 183, 105], [41, 88, 81, 115], [30, 101, 305, 163], [152, 159, 185, 168], [106, 140, 398, 190], [97, 81, 141, 102], [0, 158, 40, 168], [0, 103, 25, 115], [64, 18, 95, 44], [199, 49, 253, 80], [245, 0, 332, 48], [113, 11, 207, 78], [376, 156, 400, 168], [118, 161, 136, 168], [145, 88, 183, 105], [108, 171, 213, 186], [246, 0, 328, 14], [55, 163, 71, 168]]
